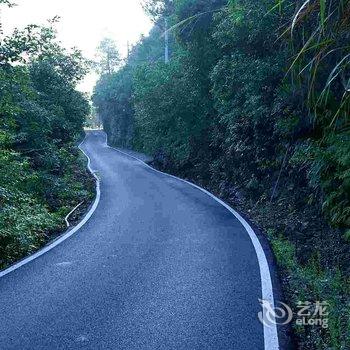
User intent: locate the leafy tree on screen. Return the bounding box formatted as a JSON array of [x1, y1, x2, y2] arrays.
[[93, 66, 134, 147], [95, 38, 121, 75], [0, 11, 93, 268], [142, 0, 175, 20]]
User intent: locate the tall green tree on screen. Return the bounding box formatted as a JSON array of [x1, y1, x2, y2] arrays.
[[0, 8, 93, 268], [95, 38, 121, 75]]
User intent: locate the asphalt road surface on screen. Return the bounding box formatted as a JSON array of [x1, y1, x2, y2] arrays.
[[0, 131, 272, 350]]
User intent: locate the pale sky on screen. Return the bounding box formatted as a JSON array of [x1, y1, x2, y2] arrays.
[[1, 0, 153, 93]]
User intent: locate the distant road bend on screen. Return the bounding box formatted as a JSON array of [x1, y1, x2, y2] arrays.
[[0, 131, 280, 350]]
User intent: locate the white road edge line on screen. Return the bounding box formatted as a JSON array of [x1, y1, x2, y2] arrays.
[[65, 201, 84, 227], [104, 132, 280, 350], [0, 134, 101, 278]]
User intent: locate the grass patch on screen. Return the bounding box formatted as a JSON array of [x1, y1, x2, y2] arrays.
[[267, 229, 350, 349]]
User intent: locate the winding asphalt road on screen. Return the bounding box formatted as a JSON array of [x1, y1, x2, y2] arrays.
[[0, 131, 277, 350]]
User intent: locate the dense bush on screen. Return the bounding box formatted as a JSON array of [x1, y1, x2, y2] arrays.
[[93, 0, 349, 348], [93, 67, 134, 147]]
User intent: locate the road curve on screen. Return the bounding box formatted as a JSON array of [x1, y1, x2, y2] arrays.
[[0, 131, 275, 350]]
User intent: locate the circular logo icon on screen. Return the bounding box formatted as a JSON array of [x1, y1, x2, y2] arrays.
[[258, 299, 293, 327]]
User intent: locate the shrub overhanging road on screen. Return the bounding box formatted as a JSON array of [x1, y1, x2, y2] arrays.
[[0, 131, 268, 349]]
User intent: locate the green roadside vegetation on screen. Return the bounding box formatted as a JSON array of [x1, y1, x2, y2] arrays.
[[0, 2, 95, 270], [93, 0, 350, 348]]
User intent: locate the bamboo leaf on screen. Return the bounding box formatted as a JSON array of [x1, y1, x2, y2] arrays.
[[324, 54, 350, 92], [320, 0, 326, 30], [291, 0, 311, 34]]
